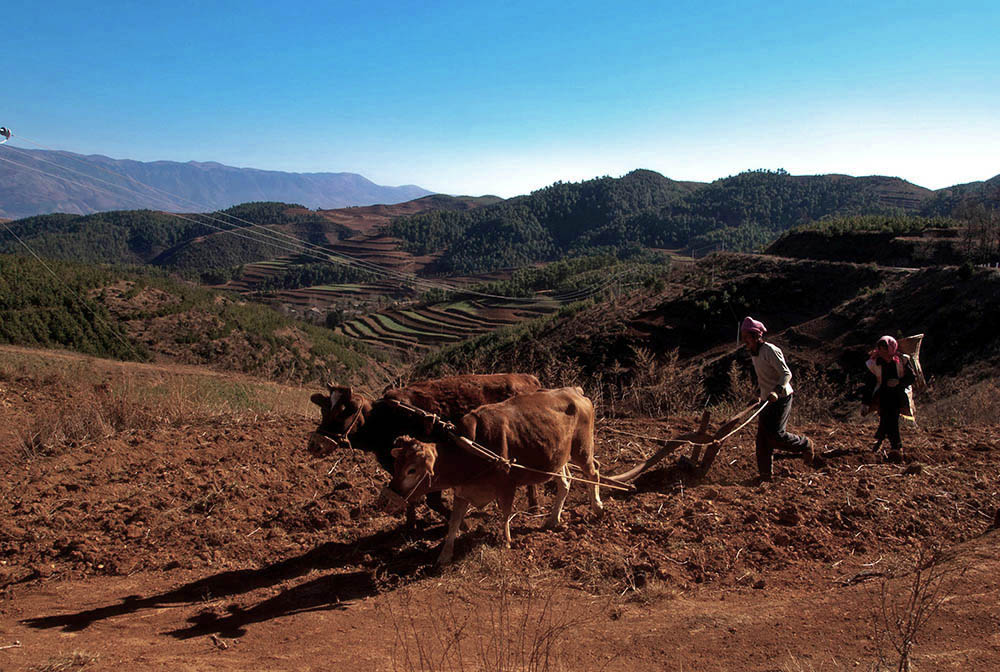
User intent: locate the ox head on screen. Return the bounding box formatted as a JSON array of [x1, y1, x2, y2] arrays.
[[308, 383, 372, 456], [377, 435, 437, 514]]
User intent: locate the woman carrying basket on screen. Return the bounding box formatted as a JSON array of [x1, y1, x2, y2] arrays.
[[863, 335, 917, 463]]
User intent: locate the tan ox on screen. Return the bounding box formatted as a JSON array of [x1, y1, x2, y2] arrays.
[[382, 387, 603, 564], [308, 374, 542, 526]]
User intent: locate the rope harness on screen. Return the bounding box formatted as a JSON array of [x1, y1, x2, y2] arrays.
[[380, 399, 635, 496]]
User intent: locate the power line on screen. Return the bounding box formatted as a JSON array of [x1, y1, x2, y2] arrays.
[[0, 137, 639, 307]]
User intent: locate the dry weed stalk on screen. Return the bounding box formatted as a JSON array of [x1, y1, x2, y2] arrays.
[[868, 545, 967, 672], [792, 367, 843, 424], [619, 346, 704, 418], [385, 563, 586, 672]]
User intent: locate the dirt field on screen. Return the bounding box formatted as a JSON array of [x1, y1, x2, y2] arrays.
[[1, 349, 998, 671]]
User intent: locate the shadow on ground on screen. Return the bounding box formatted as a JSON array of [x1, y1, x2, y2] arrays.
[[22, 526, 435, 639]]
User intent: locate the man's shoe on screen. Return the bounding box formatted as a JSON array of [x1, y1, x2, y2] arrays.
[[801, 438, 815, 466]]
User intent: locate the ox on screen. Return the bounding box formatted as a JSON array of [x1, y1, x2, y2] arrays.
[[382, 387, 603, 564], [308, 373, 542, 526]]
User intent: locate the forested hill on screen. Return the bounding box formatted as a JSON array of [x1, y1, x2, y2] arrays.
[[0, 148, 433, 219], [919, 174, 1000, 217], [0, 202, 351, 283], [386, 169, 935, 273], [387, 170, 701, 273], [0, 253, 377, 383]]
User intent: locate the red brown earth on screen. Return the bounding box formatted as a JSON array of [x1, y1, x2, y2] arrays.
[[1, 348, 998, 671]]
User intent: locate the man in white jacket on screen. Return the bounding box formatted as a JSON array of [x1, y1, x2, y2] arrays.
[[740, 316, 813, 481]]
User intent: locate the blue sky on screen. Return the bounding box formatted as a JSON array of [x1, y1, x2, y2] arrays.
[[4, 0, 999, 197]]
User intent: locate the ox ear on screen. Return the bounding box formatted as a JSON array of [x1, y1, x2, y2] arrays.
[[391, 446, 404, 459], [310, 393, 328, 408]]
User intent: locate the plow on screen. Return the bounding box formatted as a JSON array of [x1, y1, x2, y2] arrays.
[[363, 397, 772, 493], [602, 399, 769, 484]]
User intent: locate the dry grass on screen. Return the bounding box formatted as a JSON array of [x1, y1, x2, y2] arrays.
[[4, 346, 315, 460], [31, 652, 100, 672], [379, 548, 613, 672], [613, 346, 706, 418], [791, 366, 846, 424], [919, 378, 1000, 426], [781, 654, 875, 671]]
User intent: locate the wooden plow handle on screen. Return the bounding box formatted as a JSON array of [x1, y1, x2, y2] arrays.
[[605, 400, 768, 484]]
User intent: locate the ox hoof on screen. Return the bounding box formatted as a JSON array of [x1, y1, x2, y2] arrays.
[[542, 519, 563, 531]]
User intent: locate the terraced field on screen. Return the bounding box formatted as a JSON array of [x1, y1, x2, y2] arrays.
[[336, 295, 563, 352], [325, 234, 439, 274], [218, 259, 292, 292]]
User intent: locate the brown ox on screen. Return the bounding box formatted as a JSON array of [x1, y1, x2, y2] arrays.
[[382, 387, 603, 564], [308, 374, 542, 526]]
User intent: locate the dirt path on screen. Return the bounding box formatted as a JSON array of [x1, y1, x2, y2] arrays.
[[2, 531, 997, 671]]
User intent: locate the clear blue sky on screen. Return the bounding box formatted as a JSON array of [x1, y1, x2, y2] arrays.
[[4, 0, 999, 197]]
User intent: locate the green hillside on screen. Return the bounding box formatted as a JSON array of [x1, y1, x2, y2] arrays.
[[919, 174, 1000, 217], [412, 253, 1000, 419], [0, 255, 143, 361], [0, 202, 350, 283], [0, 253, 379, 383], [387, 169, 698, 273], [387, 169, 930, 273]]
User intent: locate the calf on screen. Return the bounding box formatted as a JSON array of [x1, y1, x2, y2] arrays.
[[308, 374, 542, 526], [382, 387, 603, 563]]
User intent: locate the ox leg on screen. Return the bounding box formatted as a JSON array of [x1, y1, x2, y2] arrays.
[[426, 491, 450, 521], [525, 484, 540, 513], [438, 496, 471, 565], [499, 485, 516, 549], [544, 467, 571, 529], [587, 458, 604, 512], [572, 454, 603, 513], [427, 491, 469, 531], [404, 503, 418, 531], [572, 437, 604, 513]]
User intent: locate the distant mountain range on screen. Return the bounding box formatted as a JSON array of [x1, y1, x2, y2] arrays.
[[0, 148, 433, 219]]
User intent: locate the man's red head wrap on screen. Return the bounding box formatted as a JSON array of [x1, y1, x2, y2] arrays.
[[740, 316, 767, 338]]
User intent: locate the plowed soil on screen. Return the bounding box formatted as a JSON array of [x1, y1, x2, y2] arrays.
[[1, 354, 998, 671]]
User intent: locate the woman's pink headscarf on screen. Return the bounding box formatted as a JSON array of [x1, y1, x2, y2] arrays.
[[740, 316, 767, 337], [872, 335, 899, 363]]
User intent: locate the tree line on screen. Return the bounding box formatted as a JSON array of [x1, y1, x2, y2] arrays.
[[387, 169, 913, 273]]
